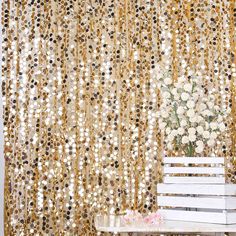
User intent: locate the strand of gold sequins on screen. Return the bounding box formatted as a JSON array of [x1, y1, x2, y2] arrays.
[[2, 0, 236, 235]]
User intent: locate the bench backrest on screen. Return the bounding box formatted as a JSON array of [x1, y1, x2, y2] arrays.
[[162, 157, 225, 184]]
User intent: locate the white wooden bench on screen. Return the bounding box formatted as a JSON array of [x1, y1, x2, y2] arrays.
[[157, 157, 236, 224], [95, 157, 236, 235]]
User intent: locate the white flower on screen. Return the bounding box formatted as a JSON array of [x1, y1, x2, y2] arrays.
[[180, 120, 187, 127], [176, 82, 182, 89], [217, 116, 223, 122], [187, 109, 195, 117], [226, 108, 231, 115], [188, 127, 196, 134], [182, 136, 189, 144], [177, 127, 185, 135], [202, 109, 213, 117], [171, 88, 178, 95], [159, 75, 228, 154], [159, 122, 167, 129], [174, 94, 180, 100], [189, 116, 197, 123], [201, 110, 208, 116], [196, 126, 204, 134], [189, 134, 196, 142], [203, 130, 210, 139], [166, 127, 171, 134], [181, 92, 190, 101], [207, 102, 213, 108], [219, 122, 225, 132], [208, 111, 213, 116], [197, 116, 204, 122], [196, 145, 204, 153], [192, 92, 199, 100], [177, 106, 185, 115], [207, 139, 215, 147], [161, 110, 169, 118], [184, 83, 192, 92], [167, 142, 173, 150], [171, 130, 178, 137], [210, 132, 217, 139], [167, 134, 174, 142], [199, 103, 206, 111], [187, 100, 195, 109], [210, 122, 217, 130], [178, 77, 185, 83], [209, 95, 215, 100], [196, 140, 204, 148], [163, 92, 171, 99], [162, 100, 169, 107], [164, 77, 172, 85]]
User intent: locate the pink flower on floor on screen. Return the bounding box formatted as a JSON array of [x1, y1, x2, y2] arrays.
[[121, 210, 162, 225], [122, 210, 143, 224], [143, 212, 162, 225]]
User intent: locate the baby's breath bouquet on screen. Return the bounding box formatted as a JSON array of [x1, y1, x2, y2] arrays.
[[158, 75, 229, 157]]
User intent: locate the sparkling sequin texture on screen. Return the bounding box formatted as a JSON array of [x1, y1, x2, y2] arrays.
[[1, 0, 236, 235]]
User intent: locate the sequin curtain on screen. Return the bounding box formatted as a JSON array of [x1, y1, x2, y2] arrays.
[[1, 0, 236, 235]]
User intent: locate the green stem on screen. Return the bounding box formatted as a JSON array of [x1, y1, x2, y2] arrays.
[[186, 142, 194, 157], [191, 82, 196, 93], [173, 104, 180, 127]]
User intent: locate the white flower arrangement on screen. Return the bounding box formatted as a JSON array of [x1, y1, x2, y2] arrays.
[[158, 74, 229, 156]]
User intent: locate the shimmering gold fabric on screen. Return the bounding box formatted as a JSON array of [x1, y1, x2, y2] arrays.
[[1, 0, 236, 235]]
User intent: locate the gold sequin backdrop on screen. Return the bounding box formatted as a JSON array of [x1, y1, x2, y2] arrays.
[[1, 0, 236, 235]]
